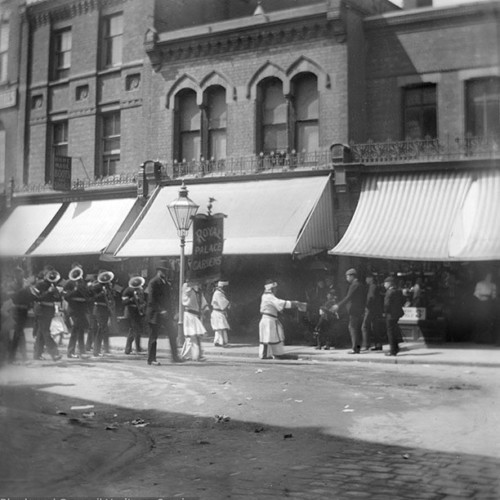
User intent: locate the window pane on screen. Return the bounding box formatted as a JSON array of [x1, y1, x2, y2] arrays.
[[467, 78, 500, 136], [403, 85, 436, 139], [295, 74, 319, 120], [404, 109, 423, 140], [179, 91, 200, 132], [207, 87, 227, 129], [422, 107, 437, 138], [109, 15, 123, 36], [0, 22, 9, 51], [0, 54, 7, 81], [111, 36, 122, 66], [263, 124, 287, 153], [262, 79, 286, 125], [209, 130, 226, 159], [297, 122, 319, 153], [181, 132, 201, 161]]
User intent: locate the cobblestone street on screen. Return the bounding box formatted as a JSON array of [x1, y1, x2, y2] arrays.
[[1, 340, 500, 499]]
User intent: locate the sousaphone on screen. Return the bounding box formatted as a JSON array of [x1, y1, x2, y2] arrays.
[[97, 270, 115, 284], [45, 269, 61, 283], [128, 276, 145, 289], [68, 266, 84, 281]]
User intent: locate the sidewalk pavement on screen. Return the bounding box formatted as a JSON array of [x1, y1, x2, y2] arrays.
[[104, 335, 500, 368]]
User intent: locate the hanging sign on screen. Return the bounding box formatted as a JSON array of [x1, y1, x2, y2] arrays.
[[53, 155, 72, 191], [190, 212, 226, 283]]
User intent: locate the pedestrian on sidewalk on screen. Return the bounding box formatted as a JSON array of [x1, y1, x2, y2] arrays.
[[259, 280, 306, 360], [181, 281, 210, 361], [313, 289, 338, 350], [383, 276, 405, 356], [331, 268, 367, 354], [362, 273, 384, 351], [145, 266, 180, 365], [211, 280, 231, 347]]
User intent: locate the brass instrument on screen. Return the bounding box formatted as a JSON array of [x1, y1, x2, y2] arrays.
[[68, 266, 84, 281], [129, 276, 146, 316], [45, 270, 61, 283]]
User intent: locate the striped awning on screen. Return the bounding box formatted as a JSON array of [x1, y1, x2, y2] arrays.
[[115, 175, 335, 257], [29, 198, 137, 256], [329, 170, 500, 261], [0, 203, 63, 257]]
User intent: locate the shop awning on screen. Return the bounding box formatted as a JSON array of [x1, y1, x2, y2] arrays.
[[329, 170, 500, 261], [0, 203, 63, 257], [29, 198, 137, 256], [115, 175, 335, 257]]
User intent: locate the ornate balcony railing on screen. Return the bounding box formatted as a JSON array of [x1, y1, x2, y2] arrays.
[[13, 172, 138, 194], [349, 135, 500, 164], [11, 136, 499, 194], [164, 150, 332, 179]]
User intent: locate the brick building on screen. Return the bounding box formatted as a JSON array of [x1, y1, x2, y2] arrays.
[[0, 0, 498, 343]]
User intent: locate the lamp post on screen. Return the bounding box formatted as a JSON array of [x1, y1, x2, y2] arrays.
[[168, 182, 199, 341]]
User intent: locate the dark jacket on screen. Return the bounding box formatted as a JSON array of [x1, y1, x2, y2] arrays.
[[384, 287, 405, 320], [146, 275, 171, 324], [64, 280, 90, 317], [365, 283, 383, 314], [337, 279, 366, 317]]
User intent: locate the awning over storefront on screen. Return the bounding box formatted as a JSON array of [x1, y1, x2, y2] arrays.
[[329, 170, 500, 261], [29, 198, 137, 256], [0, 203, 63, 257], [115, 175, 335, 257]]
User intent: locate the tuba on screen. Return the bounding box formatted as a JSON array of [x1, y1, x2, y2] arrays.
[[129, 276, 146, 316], [69, 267, 84, 281], [45, 269, 61, 283]]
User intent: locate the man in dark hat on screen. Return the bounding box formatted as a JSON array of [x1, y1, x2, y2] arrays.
[[362, 273, 384, 351], [383, 276, 405, 356], [331, 268, 367, 354], [121, 275, 146, 354], [145, 266, 180, 365]]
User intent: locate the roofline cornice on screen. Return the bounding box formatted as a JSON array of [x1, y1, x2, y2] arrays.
[[27, 0, 126, 28], [365, 1, 500, 30], [145, 4, 346, 68]]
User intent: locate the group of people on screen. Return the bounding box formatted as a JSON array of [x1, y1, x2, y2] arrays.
[[2, 263, 233, 366], [304, 268, 406, 356]]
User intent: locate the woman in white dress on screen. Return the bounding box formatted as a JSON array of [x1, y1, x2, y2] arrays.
[[211, 281, 231, 347], [180, 282, 210, 361], [259, 280, 306, 359]]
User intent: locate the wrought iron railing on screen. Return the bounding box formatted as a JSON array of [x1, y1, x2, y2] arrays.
[[12, 136, 499, 193], [349, 135, 500, 164]]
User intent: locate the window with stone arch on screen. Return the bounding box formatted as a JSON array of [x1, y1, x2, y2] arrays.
[[257, 77, 288, 154], [291, 72, 319, 153], [204, 85, 227, 161], [175, 88, 201, 162]]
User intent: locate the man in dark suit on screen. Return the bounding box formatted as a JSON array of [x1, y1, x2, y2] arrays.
[[331, 268, 367, 354], [145, 266, 180, 365], [362, 273, 384, 351], [64, 275, 90, 359], [383, 276, 405, 356]]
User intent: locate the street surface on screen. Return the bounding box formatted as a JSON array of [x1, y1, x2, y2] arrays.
[[1, 341, 499, 499]]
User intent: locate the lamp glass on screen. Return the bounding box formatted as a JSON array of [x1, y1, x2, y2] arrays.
[[167, 184, 199, 236]]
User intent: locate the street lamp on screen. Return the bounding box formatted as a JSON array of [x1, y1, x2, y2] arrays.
[[168, 182, 199, 341]]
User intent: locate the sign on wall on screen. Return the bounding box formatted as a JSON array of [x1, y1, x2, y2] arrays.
[[190, 213, 226, 283], [53, 155, 72, 191]]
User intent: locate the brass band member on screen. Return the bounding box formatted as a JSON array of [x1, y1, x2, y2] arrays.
[[92, 270, 115, 357], [33, 269, 62, 362], [8, 269, 37, 363], [121, 275, 146, 354], [64, 266, 90, 359]]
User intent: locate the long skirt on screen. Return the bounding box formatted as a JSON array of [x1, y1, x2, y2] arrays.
[[259, 316, 285, 359]]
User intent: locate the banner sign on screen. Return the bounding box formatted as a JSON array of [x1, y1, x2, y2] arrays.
[[400, 307, 427, 324], [190, 213, 225, 283], [53, 155, 72, 191]]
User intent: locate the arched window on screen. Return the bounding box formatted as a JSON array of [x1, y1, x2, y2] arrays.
[[292, 73, 319, 153], [176, 89, 201, 162], [205, 85, 227, 160], [258, 77, 287, 154]]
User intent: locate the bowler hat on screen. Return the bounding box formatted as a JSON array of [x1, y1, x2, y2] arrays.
[[384, 276, 395, 284]]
